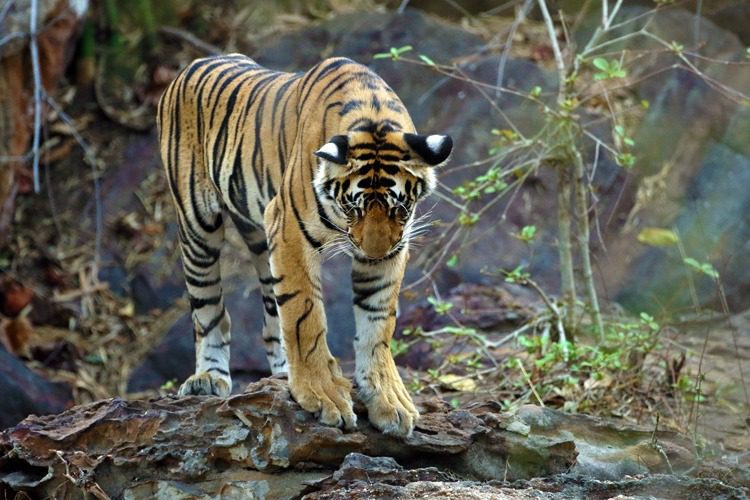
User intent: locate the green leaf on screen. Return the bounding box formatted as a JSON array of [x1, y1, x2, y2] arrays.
[[683, 258, 719, 279], [458, 212, 480, 226], [616, 153, 636, 168], [427, 296, 454, 315], [419, 54, 436, 66], [529, 85, 542, 97], [513, 225, 537, 243], [669, 41, 684, 53], [373, 52, 391, 59], [637, 227, 679, 247], [446, 254, 458, 268], [592, 57, 610, 71]]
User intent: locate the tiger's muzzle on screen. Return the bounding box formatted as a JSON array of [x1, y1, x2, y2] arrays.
[[349, 204, 403, 259]]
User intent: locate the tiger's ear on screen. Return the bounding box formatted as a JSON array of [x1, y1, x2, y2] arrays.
[[404, 133, 453, 166], [314, 135, 349, 165]]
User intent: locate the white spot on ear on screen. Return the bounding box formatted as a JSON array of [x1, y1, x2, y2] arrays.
[[317, 142, 340, 158], [426, 135, 445, 154]]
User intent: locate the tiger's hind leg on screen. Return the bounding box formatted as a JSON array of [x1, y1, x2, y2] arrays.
[[229, 214, 289, 375], [174, 205, 233, 397]]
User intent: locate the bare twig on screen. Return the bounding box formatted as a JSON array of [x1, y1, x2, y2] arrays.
[[537, 0, 567, 99], [0, 0, 15, 25], [572, 148, 604, 340], [517, 358, 545, 407], [29, 0, 42, 193], [495, 0, 533, 100]]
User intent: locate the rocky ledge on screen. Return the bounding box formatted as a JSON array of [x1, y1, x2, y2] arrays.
[[0, 378, 746, 499]]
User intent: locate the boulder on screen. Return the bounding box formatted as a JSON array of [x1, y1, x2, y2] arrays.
[[1, 377, 718, 499]]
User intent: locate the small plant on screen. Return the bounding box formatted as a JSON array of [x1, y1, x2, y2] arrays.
[[504, 265, 530, 284], [373, 45, 412, 61], [160, 379, 177, 391], [427, 296, 454, 315], [592, 57, 627, 80], [682, 258, 719, 280], [390, 338, 410, 358], [513, 225, 537, 244]]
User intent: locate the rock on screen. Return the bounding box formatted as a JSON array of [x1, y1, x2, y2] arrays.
[[0, 377, 712, 498], [303, 458, 749, 499], [0, 344, 72, 430]]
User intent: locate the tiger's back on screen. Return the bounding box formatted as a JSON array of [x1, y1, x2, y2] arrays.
[[157, 54, 452, 437]]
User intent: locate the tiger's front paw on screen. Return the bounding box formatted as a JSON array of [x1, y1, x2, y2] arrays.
[[178, 371, 231, 397], [358, 361, 419, 437], [289, 358, 357, 430]]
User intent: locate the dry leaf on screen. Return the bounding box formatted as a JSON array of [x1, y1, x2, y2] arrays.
[[438, 373, 476, 392], [0, 315, 34, 357]]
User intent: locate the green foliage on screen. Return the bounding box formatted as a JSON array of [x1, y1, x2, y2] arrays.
[[668, 41, 684, 54], [637, 227, 679, 247], [419, 54, 436, 66], [513, 225, 537, 244], [592, 57, 627, 80], [427, 296, 454, 315], [504, 265, 530, 283], [160, 378, 177, 391], [453, 165, 509, 201], [390, 338, 410, 358], [614, 125, 635, 147], [683, 257, 719, 279], [674, 373, 706, 403], [509, 313, 662, 409], [458, 211, 480, 226], [616, 152, 636, 168], [373, 45, 412, 61]]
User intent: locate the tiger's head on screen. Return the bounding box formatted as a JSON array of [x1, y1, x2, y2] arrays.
[[314, 129, 453, 260]]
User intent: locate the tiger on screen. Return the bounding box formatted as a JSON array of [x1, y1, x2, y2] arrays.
[[156, 53, 452, 437]]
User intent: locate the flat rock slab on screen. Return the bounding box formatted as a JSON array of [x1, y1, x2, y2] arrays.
[[0, 378, 718, 499]]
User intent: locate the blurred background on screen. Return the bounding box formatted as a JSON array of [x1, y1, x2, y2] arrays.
[[0, 0, 748, 452]]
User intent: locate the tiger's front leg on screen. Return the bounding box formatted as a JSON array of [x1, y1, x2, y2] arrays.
[[264, 198, 356, 429], [352, 250, 419, 437]]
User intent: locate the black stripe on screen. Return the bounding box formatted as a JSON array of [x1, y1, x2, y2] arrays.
[[295, 299, 314, 359], [290, 198, 323, 250], [262, 295, 278, 316], [275, 290, 299, 306], [305, 329, 325, 362], [190, 294, 222, 310], [314, 190, 345, 233], [259, 275, 283, 286], [299, 58, 354, 109], [340, 100, 363, 116], [196, 307, 226, 336], [353, 299, 388, 313], [207, 366, 230, 376], [247, 239, 268, 255], [351, 271, 381, 283], [353, 281, 392, 302], [184, 274, 221, 288]]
